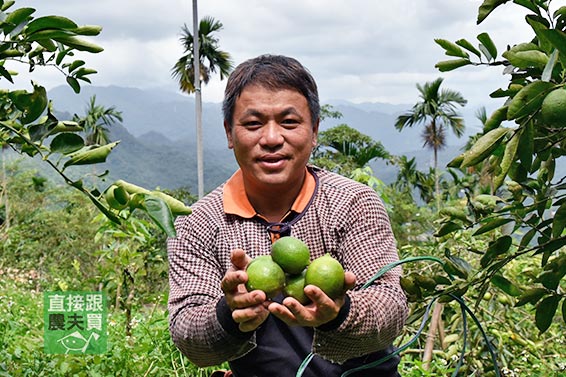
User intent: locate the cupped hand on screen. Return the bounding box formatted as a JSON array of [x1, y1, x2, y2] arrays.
[[268, 271, 356, 327], [221, 249, 271, 332]]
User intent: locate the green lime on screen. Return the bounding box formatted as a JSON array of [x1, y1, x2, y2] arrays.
[[541, 88, 566, 127], [245, 255, 285, 299], [283, 270, 310, 305], [271, 236, 311, 274], [305, 254, 345, 299]]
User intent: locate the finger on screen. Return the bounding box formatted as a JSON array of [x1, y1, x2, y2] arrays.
[[221, 270, 247, 293], [268, 302, 298, 325], [230, 290, 266, 309], [233, 305, 270, 332], [344, 271, 356, 291], [231, 249, 251, 270], [304, 285, 340, 316]]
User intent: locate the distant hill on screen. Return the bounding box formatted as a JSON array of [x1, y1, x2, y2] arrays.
[[43, 85, 480, 192]]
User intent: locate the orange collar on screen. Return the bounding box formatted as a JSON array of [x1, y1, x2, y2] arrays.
[[223, 168, 316, 220]]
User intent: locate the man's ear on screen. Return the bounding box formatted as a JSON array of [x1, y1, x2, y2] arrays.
[[224, 120, 234, 149]]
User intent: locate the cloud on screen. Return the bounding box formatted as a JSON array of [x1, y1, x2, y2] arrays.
[[2, 0, 537, 110]]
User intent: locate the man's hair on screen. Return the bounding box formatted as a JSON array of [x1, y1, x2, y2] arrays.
[[222, 54, 320, 129]]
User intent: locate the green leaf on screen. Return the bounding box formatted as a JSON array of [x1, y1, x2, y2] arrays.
[[513, 0, 541, 15], [143, 196, 176, 238], [435, 39, 470, 58], [552, 202, 566, 238], [455, 38, 482, 58], [526, 15, 552, 52], [461, 127, 509, 167], [477, 32, 498, 60], [538, 270, 563, 290], [483, 106, 508, 132], [50, 133, 84, 155], [0, 64, 13, 83], [504, 49, 549, 69], [477, 0, 510, 24], [53, 36, 103, 53], [66, 76, 80, 93], [3, 7, 35, 34], [63, 141, 119, 168], [24, 15, 77, 34], [8, 83, 48, 124], [71, 25, 102, 36], [540, 29, 566, 66], [435, 59, 472, 72], [481, 234, 513, 267], [535, 295, 560, 333], [515, 287, 547, 306], [434, 221, 463, 237], [66, 59, 85, 73], [443, 256, 471, 280], [518, 121, 533, 172], [519, 227, 537, 250], [491, 274, 522, 296], [74, 67, 97, 78], [493, 130, 520, 190], [507, 81, 555, 120], [562, 298, 566, 325]]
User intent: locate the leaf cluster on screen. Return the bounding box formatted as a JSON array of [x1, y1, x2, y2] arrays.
[[433, 0, 566, 335]]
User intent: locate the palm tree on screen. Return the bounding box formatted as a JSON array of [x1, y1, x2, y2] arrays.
[[73, 95, 123, 146], [172, 16, 233, 198], [395, 77, 467, 208]]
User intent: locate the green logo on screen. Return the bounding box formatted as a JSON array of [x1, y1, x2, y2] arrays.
[[43, 291, 107, 354]]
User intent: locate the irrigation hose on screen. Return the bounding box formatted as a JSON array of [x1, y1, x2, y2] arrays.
[[294, 256, 502, 377]]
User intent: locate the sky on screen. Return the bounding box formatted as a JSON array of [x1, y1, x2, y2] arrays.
[[4, 0, 537, 111]]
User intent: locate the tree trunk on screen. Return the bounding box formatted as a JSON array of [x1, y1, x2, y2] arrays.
[[434, 146, 440, 210], [422, 302, 444, 370], [1, 147, 9, 230]]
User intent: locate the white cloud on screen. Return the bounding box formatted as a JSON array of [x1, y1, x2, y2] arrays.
[[1, 0, 539, 110]]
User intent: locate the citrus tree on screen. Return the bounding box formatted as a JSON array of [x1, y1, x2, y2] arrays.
[[0, 1, 191, 236], [431, 0, 566, 335]]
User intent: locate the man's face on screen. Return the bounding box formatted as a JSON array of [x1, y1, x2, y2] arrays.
[[224, 85, 319, 193]]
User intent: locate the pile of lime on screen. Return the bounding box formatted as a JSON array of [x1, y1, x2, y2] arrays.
[[245, 236, 345, 303]]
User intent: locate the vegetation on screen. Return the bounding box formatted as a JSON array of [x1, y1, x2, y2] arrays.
[[2, 0, 566, 376]]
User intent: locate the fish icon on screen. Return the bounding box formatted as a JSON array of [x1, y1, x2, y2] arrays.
[[57, 331, 100, 354]]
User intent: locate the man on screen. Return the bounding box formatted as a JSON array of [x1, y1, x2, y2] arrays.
[[168, 54, 408, 376]]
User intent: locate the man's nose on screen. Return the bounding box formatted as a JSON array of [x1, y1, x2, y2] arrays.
[[260, 122, 284, 146]]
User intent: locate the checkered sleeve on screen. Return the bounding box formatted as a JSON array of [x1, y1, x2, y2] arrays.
[[312, 182, 408, 363], [167, 206, 256, 367]]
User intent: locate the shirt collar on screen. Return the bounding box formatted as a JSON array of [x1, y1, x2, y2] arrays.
[[223, 167, 316, 219]]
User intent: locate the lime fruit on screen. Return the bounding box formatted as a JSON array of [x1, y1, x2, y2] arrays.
[[283, 270, 310, 305], [305, 254, 345, 299], [271, 236, 311, 274], [245, 255, 285, 299], [541, 88, 566, 127]]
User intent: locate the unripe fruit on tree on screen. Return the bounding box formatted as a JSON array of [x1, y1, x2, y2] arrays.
[[541, 88, 566, 127]]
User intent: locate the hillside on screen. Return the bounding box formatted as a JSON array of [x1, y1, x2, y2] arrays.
[[42, 85, 476, 192]]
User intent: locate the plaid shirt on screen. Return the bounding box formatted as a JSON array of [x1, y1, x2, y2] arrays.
[[168, 166, 408, 371]]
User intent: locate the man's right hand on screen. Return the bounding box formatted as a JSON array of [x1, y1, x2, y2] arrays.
[[221, 249, 271, 332]]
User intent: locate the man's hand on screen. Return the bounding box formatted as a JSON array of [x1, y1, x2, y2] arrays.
[[268, 271, 356, 327], [221, 249, 270, 332]]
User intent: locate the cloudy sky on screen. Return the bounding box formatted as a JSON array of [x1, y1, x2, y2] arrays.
[[5, 0, 535, 111]]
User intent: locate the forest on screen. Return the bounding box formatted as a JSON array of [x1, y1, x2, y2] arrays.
[[1, 0, 566, 376]]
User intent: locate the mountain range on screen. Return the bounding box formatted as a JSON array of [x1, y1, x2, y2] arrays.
[[41, 85, 484, 193]]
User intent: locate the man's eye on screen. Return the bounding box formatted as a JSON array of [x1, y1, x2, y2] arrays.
[[243, 120, 262, 127], [281, 119, 299, 125]]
